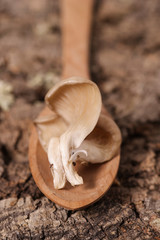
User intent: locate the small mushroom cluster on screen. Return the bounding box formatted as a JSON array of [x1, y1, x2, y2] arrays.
[[35, 77, 121, 189]]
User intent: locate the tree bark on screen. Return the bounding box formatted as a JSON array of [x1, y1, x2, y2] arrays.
[[0, 0, 160, 239]]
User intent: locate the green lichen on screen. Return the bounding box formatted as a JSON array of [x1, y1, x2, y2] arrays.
[[0, 80, 14, 111], [28, 72, 59, 90]]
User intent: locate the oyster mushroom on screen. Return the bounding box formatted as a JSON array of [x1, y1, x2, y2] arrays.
[[35, 77, 121, 189]]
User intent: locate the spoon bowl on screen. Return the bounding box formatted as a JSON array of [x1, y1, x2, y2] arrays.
[[29, 108, 120, 210]]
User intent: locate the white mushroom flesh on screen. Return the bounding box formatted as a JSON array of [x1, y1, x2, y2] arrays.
[[35, 77, 121, 189]]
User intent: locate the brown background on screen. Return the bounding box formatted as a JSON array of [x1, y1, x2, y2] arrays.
[[0, 0, 160, 239]]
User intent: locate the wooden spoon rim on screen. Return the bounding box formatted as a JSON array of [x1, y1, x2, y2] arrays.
[[29, 116, 120, 210]]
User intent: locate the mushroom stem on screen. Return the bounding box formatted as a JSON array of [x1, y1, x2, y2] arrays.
[[48, 137, 66, 189], [60, 133, 83, 186]]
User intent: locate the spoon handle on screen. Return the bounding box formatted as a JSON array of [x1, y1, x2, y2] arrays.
[[61, 0, 93, 79]]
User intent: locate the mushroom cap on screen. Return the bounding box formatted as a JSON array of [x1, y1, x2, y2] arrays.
[[35, 77, 121, 188]]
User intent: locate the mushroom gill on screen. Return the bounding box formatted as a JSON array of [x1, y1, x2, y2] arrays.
[[35, 77, 121, 189]]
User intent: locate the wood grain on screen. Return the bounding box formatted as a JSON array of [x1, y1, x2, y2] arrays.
[[1, 0, 160, 238], [62, 0, 93, 79]]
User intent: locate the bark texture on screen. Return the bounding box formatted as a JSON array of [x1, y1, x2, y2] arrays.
[[0, 0, 160, 239]]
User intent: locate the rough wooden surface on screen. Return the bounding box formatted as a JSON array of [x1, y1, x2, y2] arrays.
[[0, 0, 160, 239]]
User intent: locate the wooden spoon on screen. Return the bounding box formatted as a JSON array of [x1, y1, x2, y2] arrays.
[[29, 0, 121, 210]]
